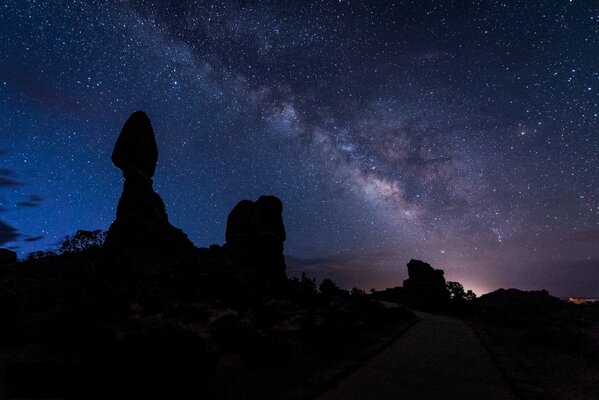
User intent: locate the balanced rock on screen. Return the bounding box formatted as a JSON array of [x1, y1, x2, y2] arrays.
[[104, 111, 194, 259], [225, 195, 287, 285], [111, 111, 158, 178], [403, 259, 449, 309]]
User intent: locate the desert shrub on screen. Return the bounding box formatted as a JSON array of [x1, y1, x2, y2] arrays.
[[209, 312, 262, 352], [288, 273, 318, 304], [116, 323, 216, 395], [302, 311, 365, 358], [209, 311, 290, 363]]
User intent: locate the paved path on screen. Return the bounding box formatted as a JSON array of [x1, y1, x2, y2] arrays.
[[316, 312, 514, 400]]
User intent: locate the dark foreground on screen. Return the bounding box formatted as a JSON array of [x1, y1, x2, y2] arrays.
[[317, 312, 514, 400]]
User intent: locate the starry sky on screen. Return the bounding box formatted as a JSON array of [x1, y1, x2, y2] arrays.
[[1, 1, 597, 297]]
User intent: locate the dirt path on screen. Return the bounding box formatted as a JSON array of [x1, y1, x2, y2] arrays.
[[315, 312, 515, 400]]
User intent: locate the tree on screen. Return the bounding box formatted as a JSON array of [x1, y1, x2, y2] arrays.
[[446, 281, 477, 301], [59, 229, 106, 254], [319, 278, 339, 296], [446, 281, 466, 301], [319, 278, 348, 297], [350, 287, 366, 296], [465, 289, 477, 301]]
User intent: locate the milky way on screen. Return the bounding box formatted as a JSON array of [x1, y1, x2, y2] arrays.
[[1, 1, 597, 296]]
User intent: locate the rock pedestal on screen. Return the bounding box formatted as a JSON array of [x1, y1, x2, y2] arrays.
[[104, 111, 194, 260]]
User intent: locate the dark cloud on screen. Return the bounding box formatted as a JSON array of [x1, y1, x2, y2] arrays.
[[0, 177, 22, 187], [0, 168, 23, 187], [286, 250, 406, 290], [16, 194, 43, 208], [0, 220, 19, 245], [23, 235, 44, 242], [0, 168, 16, 176]]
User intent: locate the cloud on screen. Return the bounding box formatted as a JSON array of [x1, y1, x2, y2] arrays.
[[0, 177, 22, 187], [16, 194, 43, 208], [23, 235, 44, 242], [286, 249, 407, 289], [0, 168, 23, 187], [0, 220, 19, 245], [0, 168, 16, 176]]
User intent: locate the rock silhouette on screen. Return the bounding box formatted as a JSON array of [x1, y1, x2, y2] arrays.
[[0, 248, 17, 265], [0, 109, 417, 399], [475, 288, 564, 325], [403, 259, 450, 308], [226, 195, 287, 286], [111, 111, 158, 178], [104, 111, 194, 258]]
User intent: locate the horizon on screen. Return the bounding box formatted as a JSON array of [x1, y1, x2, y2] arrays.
[[1, 1, 597, 298]]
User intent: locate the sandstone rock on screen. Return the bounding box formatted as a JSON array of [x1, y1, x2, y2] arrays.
[[111, 111, 158, 178], [403, 259, 449, 309], [225, 195, 287, 286], [104, 111, 194, 259]]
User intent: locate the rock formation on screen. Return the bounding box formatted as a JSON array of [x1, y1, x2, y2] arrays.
[[475, 288, 564, 325], [225, 195, 287, 286], [0, 248, 17, 265], [403, 259, 450, 308], [104, 111, 194, 259]]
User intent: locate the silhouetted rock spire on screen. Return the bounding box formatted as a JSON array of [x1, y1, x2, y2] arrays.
[[226, 195, 287, 285], [403, 259, 449, 309], [104, 111, 194, 258]]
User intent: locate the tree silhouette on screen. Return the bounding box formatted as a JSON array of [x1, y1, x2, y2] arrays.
[[447, 281, 466, 300], [447, 281, 477, 301], [59, 229, 106, 254]]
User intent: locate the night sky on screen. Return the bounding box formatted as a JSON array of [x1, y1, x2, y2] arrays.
[[1, 1, 597, 297]]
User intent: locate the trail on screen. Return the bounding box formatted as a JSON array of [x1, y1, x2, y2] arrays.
[[315, 312, 514, 400]]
